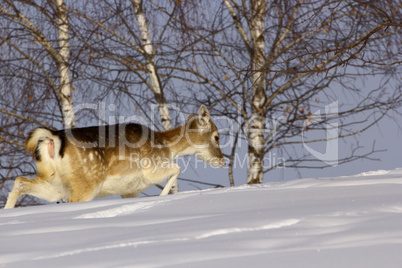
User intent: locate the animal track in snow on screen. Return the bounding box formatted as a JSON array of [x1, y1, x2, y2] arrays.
[[34, 218, 301, 261], [195, 218, 301, 239], [75, 200, 168, 219]]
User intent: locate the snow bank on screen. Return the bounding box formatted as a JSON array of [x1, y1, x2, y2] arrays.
[[1, 169, 402, 267]]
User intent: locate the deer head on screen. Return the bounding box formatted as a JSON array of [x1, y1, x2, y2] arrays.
[[185, 105, 226, 168]]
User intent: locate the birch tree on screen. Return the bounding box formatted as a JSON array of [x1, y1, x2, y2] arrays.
[[132, 0, 172, 131], [226, 0, 402, 183], [0, 0, 79, 206], [163, 0, 402, 184], [0, 0, 76, 128], [70, 0, 178, 127], [223, 0, 268, 184], [55, 0, 75, 128]]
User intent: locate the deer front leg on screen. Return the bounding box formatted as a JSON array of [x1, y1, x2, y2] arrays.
[[4, 176, 28, 209], [160, 165, 180, 196], [4, 176, 64, 209]]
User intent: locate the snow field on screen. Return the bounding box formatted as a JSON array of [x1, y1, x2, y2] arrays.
[[1, 169, 402, 267]]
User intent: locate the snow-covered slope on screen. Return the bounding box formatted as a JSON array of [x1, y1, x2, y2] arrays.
[[1, 169, 402, 268]]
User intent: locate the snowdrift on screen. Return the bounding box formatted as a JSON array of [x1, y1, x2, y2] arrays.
[[1, 169, 402, 267]]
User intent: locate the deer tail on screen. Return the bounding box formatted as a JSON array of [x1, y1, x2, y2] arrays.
[[25, 128, 60, 160]]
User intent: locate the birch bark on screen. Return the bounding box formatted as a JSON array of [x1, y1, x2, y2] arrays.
[[0, 0, 76, 128], [247, 0, 267, 184], [132, 0, 173, 131], [224, 0, 267, 184], [56, 0, 76, 128], [132, 0, 177, 192]]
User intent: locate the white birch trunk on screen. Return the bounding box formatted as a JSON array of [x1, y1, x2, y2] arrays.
[[56, 0, 75, 128], [132, 0, 172, 131], [132, 0, 177, 192], [223, 0, 267, 184], [247, 0, 267, 184]]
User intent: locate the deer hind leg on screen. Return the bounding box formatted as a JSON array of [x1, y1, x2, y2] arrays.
[[4, 176, 65, 209]]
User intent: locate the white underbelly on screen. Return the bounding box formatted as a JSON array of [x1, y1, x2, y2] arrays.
[[97, 173, 152, 197]]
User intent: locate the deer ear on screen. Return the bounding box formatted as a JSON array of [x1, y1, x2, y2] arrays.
[[198, 105, 210, 127]]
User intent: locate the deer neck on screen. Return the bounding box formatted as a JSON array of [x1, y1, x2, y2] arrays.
[[157, 125, 196, 158]]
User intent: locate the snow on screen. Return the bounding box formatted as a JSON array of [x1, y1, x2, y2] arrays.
[[357, 169, 391, 176], [1, 169, 402, 268]]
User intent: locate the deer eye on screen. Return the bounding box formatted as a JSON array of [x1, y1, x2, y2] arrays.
[[214, 135, 220, 143]]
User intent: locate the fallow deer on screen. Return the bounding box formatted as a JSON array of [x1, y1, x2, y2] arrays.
[[4, 105, 225, 209]]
